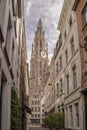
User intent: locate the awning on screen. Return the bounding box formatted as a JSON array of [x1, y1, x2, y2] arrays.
[[23, 104, 32, 114]]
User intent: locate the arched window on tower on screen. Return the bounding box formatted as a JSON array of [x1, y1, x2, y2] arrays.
[[40, 40, 42, 49]]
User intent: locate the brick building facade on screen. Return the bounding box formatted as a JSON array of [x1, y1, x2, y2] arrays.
[[73, 0, 87, 129]]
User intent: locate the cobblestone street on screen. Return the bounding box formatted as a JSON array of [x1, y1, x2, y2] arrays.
[[29, 126, 49, 130]]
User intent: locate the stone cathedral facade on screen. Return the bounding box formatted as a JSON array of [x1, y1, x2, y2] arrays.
[[29, 19, 48, 124]]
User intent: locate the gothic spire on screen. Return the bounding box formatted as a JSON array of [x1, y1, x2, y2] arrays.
[[38, 18, 42, 26], [37, 18, 43, 32]]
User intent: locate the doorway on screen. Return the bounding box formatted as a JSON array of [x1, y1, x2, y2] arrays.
[[0, 71, 7, 129]]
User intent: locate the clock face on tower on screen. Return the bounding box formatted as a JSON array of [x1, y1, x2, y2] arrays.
[[41, 51, 46, 58]]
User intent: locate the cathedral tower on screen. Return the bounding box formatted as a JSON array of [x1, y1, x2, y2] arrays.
[[29, 19, 48, 124]]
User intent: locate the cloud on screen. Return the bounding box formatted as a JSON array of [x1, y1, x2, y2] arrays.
[[24, 0, 64, 64], [26, 1, 31, 16]]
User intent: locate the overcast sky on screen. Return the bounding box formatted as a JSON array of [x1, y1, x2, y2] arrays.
[[24, 0, 64, 63]]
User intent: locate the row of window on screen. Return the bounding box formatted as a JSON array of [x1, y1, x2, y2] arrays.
[[66, 65, 77, 95], [31, 114, 44, 118], [65, 36, 75, 63], [56, 55, 62, 75], [65, 102, 79, 128], [64, 14, 73, 40], [6, 13, 15, 67], [31, 107, 40, 112], [33, 95, 39, 98], [56, 36, 75, 77], [56, 64, 77, 97], [31, 100, 40, 105], [56, 79, 63, 97], [31, 114, 40, 118], [5, 9, 21, 80]]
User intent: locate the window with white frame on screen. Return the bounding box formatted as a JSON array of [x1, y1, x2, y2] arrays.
[[35, 114, 37, 117], [42, 114, 44, 117], [75, 103, 79, 127], [32, 114, 33, 117], [38, 101, 40, 104], [65, 49, 68, 64], [35, 101, 37, 105], [65, 107, 68, 128], [56, 62, 58, 76], [11, 40, 15, 66], [33, 107, 34, 112], [0, 71, 7, 129], [82, 3, 87, 26], [69, 15, 72, 27], [31, 107, 33, 112], [56, 83, 59, 97], [69, 105, 73, 127], [35, 107, 37, 112], [60, 79, 62, 93], [66, 74, 69, 95], [38, 107, 40, 112], [38, 114, 40, 117], [5, 13, 12, 57], [64, 30, 66, 39], [72, 65, 77, 89], [60, 55, 62, 71], [71, 36, 75, 55], [32, 101, 34, 105]]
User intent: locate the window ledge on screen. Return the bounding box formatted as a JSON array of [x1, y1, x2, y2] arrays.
[[65, 87, 81, 99]]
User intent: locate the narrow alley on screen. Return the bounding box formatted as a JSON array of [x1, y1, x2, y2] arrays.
[[0, 0, 87, 130]]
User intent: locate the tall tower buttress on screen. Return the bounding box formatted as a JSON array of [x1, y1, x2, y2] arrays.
[[30, 19, 48, 94], [29, 19, 49, 124]]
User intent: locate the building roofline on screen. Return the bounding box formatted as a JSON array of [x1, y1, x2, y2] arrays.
[[72, 0, 79, 11], [57, 0, 71, 31]]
